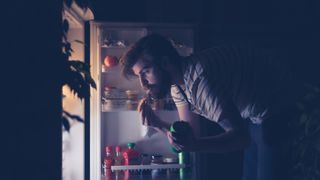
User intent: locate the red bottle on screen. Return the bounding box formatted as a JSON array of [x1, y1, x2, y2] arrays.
[[103, 146, 114, 170], [122, 143, 140, 165], [114, 146, 124, 165]]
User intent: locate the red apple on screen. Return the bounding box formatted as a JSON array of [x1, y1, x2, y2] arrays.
[[104, 55, 118, 67]]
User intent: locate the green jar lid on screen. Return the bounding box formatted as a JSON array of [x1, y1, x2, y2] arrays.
[[127, 142, 136, 148], [170, 125, 176, 133], [170, 121, 191, 134]]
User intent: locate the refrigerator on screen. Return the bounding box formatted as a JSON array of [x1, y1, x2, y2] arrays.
[[85, 21, 195, 180]]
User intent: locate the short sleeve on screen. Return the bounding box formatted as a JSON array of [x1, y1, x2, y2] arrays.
[[193, 74, 243, 131], [170, 85, 189, 107]]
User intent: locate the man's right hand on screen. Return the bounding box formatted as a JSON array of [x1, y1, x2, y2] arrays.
[[138, 98, 169, 132]]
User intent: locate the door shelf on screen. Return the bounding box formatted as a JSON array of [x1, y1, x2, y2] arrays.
[[111, 164, 185, 172]]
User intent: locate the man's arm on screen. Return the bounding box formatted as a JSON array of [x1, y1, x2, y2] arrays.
[[168, 75, 250, 153], [175, 104, 201, 137], [168, 102, 250, 153], [168, 117, 250, 153]]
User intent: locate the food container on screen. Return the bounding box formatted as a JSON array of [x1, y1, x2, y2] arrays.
[[150, 154, 163, 164], [163, 155, 178, 164], [104, 88, 126, 99], [102, 99, 126, 111], [125, 90, 139, 100], [126, 100, 139, 110]]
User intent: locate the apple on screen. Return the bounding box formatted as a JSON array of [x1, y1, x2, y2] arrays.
[[104, 55, 119, 67]]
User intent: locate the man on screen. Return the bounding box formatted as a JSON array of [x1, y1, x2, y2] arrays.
[[120, 34, 294, 180]]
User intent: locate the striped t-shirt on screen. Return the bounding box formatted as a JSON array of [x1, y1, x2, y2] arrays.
[[171, 44, 294, 129]]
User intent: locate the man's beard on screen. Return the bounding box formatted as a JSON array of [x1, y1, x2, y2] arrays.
[[147, 84, 169, 99], [147, 73, 171, 100]]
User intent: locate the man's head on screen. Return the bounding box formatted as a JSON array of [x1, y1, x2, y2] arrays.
[[120, 34, 181, 99]]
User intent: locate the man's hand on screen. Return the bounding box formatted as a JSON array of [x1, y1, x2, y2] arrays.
[[167, 128, 198, 152], [138, 98, 166, 131]]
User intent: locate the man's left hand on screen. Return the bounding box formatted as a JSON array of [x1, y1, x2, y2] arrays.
[[167, 130, 198, 152]]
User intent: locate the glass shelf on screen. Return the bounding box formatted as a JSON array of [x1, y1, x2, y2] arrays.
[[101, 46, 128, 49], [101, 98, 177, 112], [111, 164, 185, 171], [101, 109, 178, 113]]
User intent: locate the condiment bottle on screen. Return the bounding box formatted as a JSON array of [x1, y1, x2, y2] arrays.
[[140, 153, 149, 165], [123, 143, 140, 165], [103, 146, 114, 176], [114, 146, 124, 166]]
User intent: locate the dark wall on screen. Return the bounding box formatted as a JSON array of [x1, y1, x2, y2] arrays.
[[91, 0, 202, 22], [198, 0, 320, 85], [91, 0, 319, 84], [1, 1, 317, 179], [90, 0, 147, 21], [2, 1, 62, 180]]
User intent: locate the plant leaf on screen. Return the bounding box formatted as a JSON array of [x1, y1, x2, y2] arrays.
[[64, 71, 89, 99], [62, 116, 70, 132], [63, 19, 69, 34], [63, 110, 84, 123], [73, 40, 87, 46]]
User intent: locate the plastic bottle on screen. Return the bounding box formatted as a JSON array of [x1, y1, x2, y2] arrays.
[[170, 121, 192, 179], [103, 146, 114, 176], [140, 153, 149, 165], [122, 143, 140, 165], [170, 121, 192, 153], [150, 154, 165, 178], [114, 146, 124, 166], [113, 146, 124, 180]]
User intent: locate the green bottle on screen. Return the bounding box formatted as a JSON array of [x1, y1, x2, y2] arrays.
[[170, 121, 192, 179], [170, 121, 192, 154]]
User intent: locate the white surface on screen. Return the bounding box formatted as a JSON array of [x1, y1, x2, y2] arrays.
[[62, 122, 84, 180], [89, 23, 102, 180], [62, 9, 89, 179], [101, 111, 180, 155], [111, 164, 185, 171]]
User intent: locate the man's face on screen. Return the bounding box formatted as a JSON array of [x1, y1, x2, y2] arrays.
[[132, 55, 171, 99]]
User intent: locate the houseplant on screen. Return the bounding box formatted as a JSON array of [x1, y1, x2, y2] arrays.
[[61, 0, 96, 131]]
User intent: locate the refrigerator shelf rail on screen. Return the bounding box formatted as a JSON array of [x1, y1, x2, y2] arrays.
[[111, 164, 185, 172]]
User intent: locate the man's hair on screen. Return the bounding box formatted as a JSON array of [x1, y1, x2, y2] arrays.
[[120, 34, 180, 79]]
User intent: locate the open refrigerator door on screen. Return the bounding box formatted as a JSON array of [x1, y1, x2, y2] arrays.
[[87, 22, 195, 180]]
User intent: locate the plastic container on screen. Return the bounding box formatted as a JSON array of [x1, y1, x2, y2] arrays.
[[163, 154, 178, 164], [150, 154, 163, 164], [150, 154, 165, 178]]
